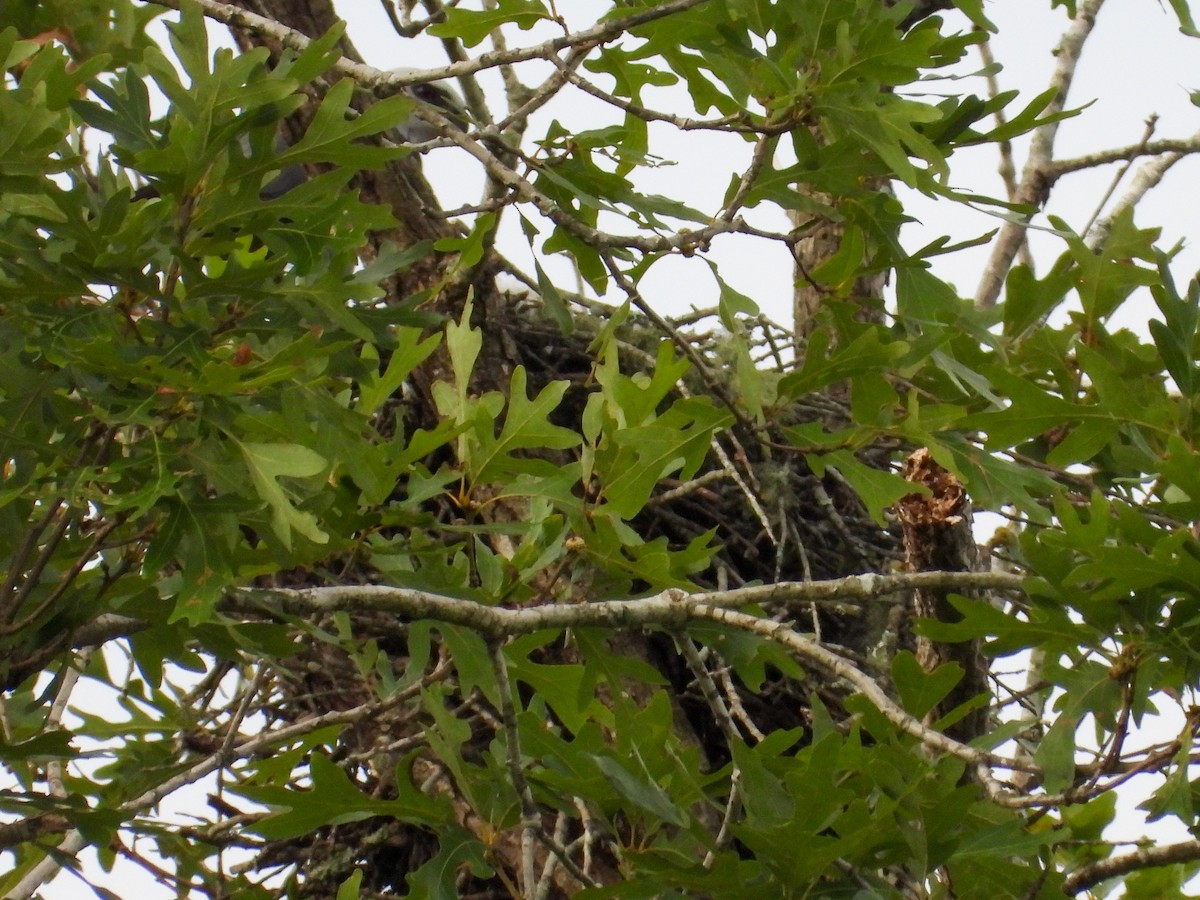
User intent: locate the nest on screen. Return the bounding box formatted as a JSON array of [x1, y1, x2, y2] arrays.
[[225, 297, 910, 897]]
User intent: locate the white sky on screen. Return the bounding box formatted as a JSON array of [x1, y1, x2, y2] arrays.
[[350, 0, 1200, 329]]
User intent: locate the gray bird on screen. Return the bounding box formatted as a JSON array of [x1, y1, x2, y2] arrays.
[[258, 69, 466, 201]]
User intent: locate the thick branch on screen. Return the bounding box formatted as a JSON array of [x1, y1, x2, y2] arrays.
[[229, 572, 1035, 777], [3, 615, 147, 692], [1047, 135, 1200, 180], [975, 0, 1105, 308], [231, 571, 1025, 630], [1062, 840, 1200, 895], [0, 815, 70, 853]]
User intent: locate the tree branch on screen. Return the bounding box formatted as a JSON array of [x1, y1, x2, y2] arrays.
[[1045, 135, 1200, 180], [233, 571, 1025, 628], [142, 0, 713, 86], [1085, 126, 1200, 248], [975, 0, 1105, 308], [228, 572, 1036, 777], [1062, 840, 1200, 895], [490, 638, 540, 895], [5, 656, 452, 899]]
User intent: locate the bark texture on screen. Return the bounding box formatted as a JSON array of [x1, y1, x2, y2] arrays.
[[897, 448, 990, 744]]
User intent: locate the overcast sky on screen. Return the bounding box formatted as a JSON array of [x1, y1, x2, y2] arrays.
[[342, 0, 1200, 331]]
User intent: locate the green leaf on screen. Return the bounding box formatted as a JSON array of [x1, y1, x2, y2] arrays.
[[958, 366, 1092, 449], [591, 753, 687, 827], [1149, 256, 1200, 398], [778, 327, 909, 399], [916, 593, 1093, 657], [604, 397, 731, 519], [0, 730, 75, 763], [435, 212, 497, 269], [1124, 862, 1191, 899], [1001, 262, 1073, 338], [535, 259, 573, 333], [164, 0, 210, 86], [809, 224, 866, 287], [428, 0, 550, 47], [240, 752, 449, 840], [891, 651, 963, 721], [507, 632, 609, 732], [335, 869, 363, 900], [283, 77, 415, 169], [543, 226, 609, 294], [444, 291, 482, 416], [0, 31, 41, 73], [730, 738, 796, 828], [808, 449, 915, 525], [1035, 659, 1123, 793], [977, 87, 1076, 143], [1139, 756, 1194, 824], [356, 328, 442, 416], [1165, 0, 1200, 37], [405, 826, 494, 899], [1061, 791, 1117, 842], [471, 367, 580, 483], [712, 266, 760, 330], [237, 441, 329, 549], [953, 816, 1050, 859]]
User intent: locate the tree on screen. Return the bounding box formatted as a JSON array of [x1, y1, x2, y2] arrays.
[[3, 0, 1200, 896]]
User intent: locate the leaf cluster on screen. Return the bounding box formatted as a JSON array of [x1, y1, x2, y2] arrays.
[[4, 1, 1200, 898]]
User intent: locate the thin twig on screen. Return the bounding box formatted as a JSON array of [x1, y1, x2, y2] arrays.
[[674, 634, 743, 865], [547, 56, 773, 134], [489, 639, 540, 895], [43, 651, 90, 800], [721, 133, 777, 222], [644, 469, 729, 507], [1086, 125, 1200, 248], [1080, 114, 1156, 240], [5, 658, 454, 900]]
